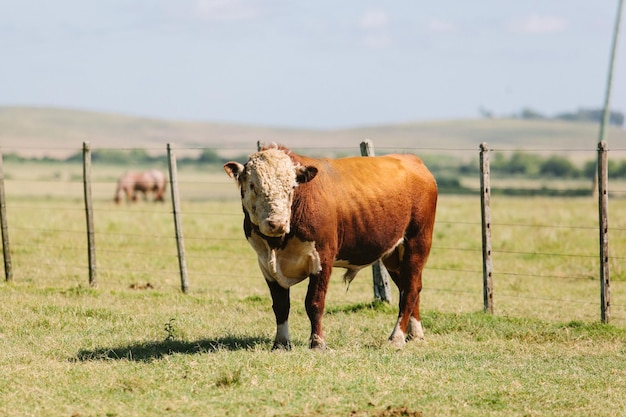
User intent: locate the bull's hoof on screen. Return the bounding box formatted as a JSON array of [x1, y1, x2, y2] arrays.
[[309, 334, 327, 351], [406, 333, 424, 342], [388, 333, 407, 350], [272, 340, 292, 351], [407, 318, 424, 340]]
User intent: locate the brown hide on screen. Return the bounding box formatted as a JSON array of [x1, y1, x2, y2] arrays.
[[225, 145, 437, 350], [290, 152, 435, 267]]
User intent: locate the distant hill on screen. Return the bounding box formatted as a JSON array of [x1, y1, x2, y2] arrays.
[[1, 106, 624, 160]]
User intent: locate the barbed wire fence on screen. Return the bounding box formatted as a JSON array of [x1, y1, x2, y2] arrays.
[[0, 141, 624, 326]]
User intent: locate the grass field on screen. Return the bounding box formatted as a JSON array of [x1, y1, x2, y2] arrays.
[[1, 159, 626, 416]]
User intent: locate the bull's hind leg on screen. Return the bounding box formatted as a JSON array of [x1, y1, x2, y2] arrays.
[[388, 270, 423, 349], [387, 241, 430, 349]]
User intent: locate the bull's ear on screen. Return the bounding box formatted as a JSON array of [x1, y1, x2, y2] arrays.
[[224, 162, 245, 180], [295, 165, 318, 184]]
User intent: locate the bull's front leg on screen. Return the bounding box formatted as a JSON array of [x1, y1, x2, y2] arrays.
[[266, 279, 291, 350], [305, 266, 332, 350]]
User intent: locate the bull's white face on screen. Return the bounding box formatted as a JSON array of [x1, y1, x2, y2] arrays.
[[224, 148, 317, 237]]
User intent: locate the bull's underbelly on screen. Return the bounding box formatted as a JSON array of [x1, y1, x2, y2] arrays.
[[247, 231, 404, 289]]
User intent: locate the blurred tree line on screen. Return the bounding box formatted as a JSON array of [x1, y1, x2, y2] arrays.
[[5, 148, 626, 196], [424, 151, 626, 180], [62, 148, 230, 166], [5, 147, 626, 179], [516, 107, 624, 127], [0, 148, 236, 167]]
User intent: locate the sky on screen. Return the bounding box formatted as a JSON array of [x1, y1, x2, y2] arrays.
[[1, 0, 625, 129]]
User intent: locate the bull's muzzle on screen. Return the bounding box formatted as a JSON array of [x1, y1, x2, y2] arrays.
[[261, 218, 290, 237]]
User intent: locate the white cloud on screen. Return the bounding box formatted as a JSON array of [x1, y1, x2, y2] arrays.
[[359, 9, 389, 30], [192, 0, 260, 21], [359, 9, 392, 48], [508, 15, 568, 34]]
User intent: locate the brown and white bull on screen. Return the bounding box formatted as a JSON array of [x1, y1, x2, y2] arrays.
[[224, 145, 437, 350]]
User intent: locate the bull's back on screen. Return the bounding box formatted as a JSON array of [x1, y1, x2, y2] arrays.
[[314, 154, 435, 207], [294, 154, 436, 261]]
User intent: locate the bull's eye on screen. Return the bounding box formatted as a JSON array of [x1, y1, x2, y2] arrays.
[[249, 183, 256, 192]]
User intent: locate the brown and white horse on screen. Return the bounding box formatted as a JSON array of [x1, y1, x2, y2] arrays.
[[114, 169, 167, 204]]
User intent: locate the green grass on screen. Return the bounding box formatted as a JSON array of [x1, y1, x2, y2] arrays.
[[1, 164, 626, 415], [1, 287, 626, 416]]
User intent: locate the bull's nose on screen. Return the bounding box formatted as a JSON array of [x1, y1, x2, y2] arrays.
[[264, 219, 289, 236]]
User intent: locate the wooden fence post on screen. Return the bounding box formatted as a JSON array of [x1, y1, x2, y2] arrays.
[[167, 143, 189, 294], [359, 139, 392, 303], [598, 141, 610, 323], [479, 143, 494, 314], [0, 150, 12, 282], [82, 142, 97, 288]]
